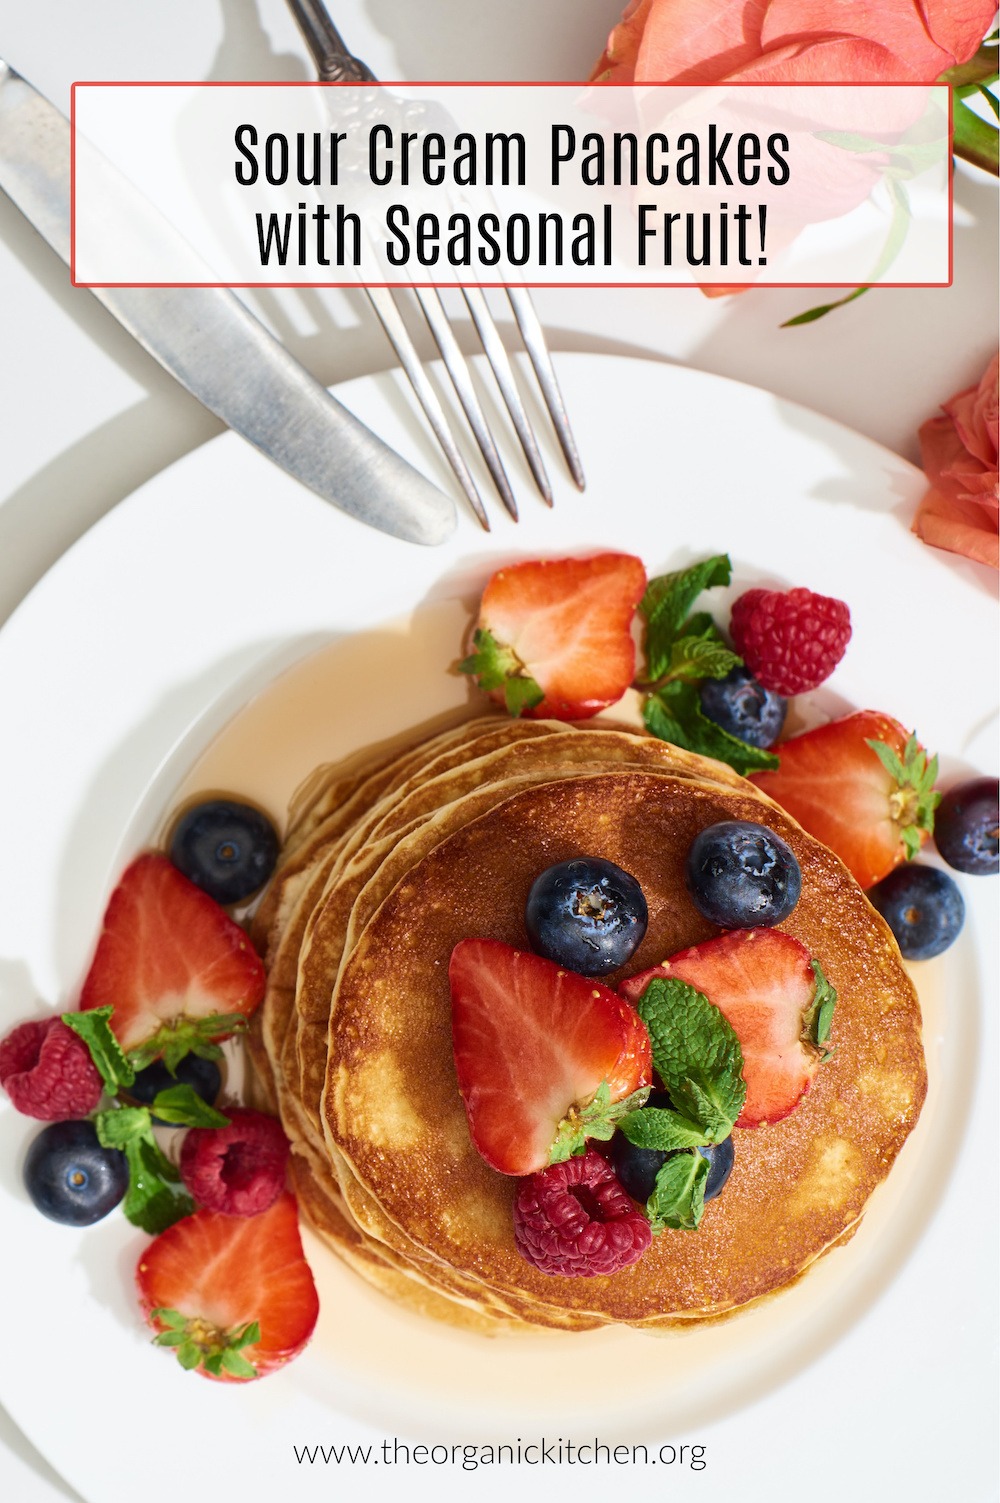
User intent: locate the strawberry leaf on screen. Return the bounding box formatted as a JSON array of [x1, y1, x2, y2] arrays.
[[646, 1150, 709, 1232], [867, 733, 941, 856], [458, 627, 522, 691], [634, 978, 746, 1142], [127, 1013, 248, 1075], [803, 960, 837, 1061], [548, 1083, 650, 1162], [152, 1311, 260, 1379], [61, 1006, 135, 1093], [503, 675, 545, 717]]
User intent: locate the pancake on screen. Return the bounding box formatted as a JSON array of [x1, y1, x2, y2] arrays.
[[253, 718, 925, 1332]]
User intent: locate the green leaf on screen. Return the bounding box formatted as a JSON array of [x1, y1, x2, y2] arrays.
[[149, 1084, 230, 1129], [618, 1106, 709, 1152], [866, 734, 941, 855], [639, 555, 732, 682], [634, 978, 746, 1142], [126, 1013, 247, 1075], [95, 1104, 192, 1233], [61, 1006, 134, 1093], [151, 1307, 188, 1330], [153, 1330, 187, 1348], [646, 1150, 709, 1232], [660, 634, 741, 687], [232, 1321, 261, 1351], [503, 675, 545, 718], [202, 1353, 225, 1377], [643, 680, 779, 775], [803, 960, 837, 1060], [548, 1083, 650, 1163], [220, 1348, 258, 1380], [781, 286, 869, 328], [177, 1341, 202, 1371], [457, 627, 521, 690]]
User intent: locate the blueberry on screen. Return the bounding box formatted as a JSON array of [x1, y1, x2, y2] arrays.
[[699, 1136, 735, 1202], [868, 864, 964, 960], [685, 820, 801, 928], [611, 1132, 667, 1202], [610, 1131, 735, 1205], [934, 778, 999, 876], [525, 858, 648, 976], [169, 798, 279, 905], [24, 1120, 128, 1226], [700, 667, 787, 749], [127, 1055, 222, 1123]]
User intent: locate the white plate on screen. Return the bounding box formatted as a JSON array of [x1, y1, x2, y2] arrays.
[[0, 355, 996, 1503]]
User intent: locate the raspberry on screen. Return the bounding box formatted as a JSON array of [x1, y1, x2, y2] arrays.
[[730, 586, 851, 696], [179, 1109, 289, 1217], [0, 1018, 104, 1120], [512, 1149, 652, 1277]]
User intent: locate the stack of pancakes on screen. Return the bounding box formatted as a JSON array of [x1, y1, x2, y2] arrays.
[[248, 715, 926, 1333]]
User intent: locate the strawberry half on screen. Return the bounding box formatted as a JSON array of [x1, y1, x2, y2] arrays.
[[459, 552, 646, 719], [751, 710, 940, 889], [137, 1192, 319, 1381], [79, 854, 266, 1066], [450, 939, 652, 1175], [620, 930, 835, 1128]]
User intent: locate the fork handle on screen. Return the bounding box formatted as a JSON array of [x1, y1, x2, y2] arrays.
[[285, 0, 377, 82]]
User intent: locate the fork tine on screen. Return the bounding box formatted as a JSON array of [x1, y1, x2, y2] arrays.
[[364, 286, 491, 532], [461, 287, 554, 507], [413, 287, 519, 522], [505, 288, 586, 491]]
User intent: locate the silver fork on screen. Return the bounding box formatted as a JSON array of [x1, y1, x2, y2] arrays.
[[285, 0, 585, 529]]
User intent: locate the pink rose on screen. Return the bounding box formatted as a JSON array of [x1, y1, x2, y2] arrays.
[[913, 355, 999, 570], [593, 0, 995, 85]]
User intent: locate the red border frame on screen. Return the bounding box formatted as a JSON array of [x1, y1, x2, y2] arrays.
[[69, 80, 955, 291]]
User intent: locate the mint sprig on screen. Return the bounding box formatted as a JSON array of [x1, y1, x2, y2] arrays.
[[148, 1083, 230, 1129], [647, 1151, 710, 1232], [61, 1006, 134, 1094], [95, 1105, 195, 1234], [617, 1105, 710, 1153], [637, 557, 779, 775], [548, 1083, 649, 1163], [635, 978, 746, 1141], [458, 628, 544, 719]]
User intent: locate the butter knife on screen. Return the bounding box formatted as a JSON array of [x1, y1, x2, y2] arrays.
[[0, 60, 456, 547]]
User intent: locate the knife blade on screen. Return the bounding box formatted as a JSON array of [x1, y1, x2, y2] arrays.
[[0, 60, 456, 547]]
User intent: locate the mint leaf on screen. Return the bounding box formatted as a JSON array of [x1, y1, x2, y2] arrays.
[[61, 1006, 134, 1093], [804, 959, 837, 1061], [618, 1106, 709, 1152], [94, 1105, 192, 1234], [549, 1083, 650, 1163], [640, 554, 733, 681], [647, 1150, 709, 1232], [643, 681, 778, 775], [149, 1084, 229, 1129], [661, 634, 742, 686], [634, 978, 746, 1141]]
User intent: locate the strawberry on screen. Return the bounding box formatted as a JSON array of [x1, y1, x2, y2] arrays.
[[750, 711, 940, 889], [136, 1192, 319, 1381], [79, 854, 266, 1067], [458, 552, 646, 719], [449, 939, 651, 1175], [620, 930, 835, 1128]]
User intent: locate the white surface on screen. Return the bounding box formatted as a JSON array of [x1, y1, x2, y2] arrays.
[[0, 5, 997, 1501], [0, 355, 997, 1503]]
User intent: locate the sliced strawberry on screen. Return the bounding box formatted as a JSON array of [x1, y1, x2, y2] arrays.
[[459, 552, 646, 719], [751, 711, 940, 888], [79, 854, 266, 1063], [621, 930, 835, 1128], [136, 1192, 318, 1381], [450, 939, 651, 1175]]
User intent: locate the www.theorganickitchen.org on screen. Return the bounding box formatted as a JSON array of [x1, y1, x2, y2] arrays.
[[292, 1437, 707, 1471]]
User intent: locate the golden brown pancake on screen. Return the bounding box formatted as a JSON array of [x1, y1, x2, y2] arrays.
[[253, 719, 925, 1332]]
